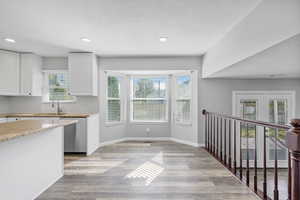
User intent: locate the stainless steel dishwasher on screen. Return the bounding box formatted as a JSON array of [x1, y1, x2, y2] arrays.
[[63, 118, 87, 153]]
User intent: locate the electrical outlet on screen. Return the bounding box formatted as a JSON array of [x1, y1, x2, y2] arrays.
[[146, 128, 150, 136]]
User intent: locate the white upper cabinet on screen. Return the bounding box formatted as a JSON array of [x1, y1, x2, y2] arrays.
[[68, 52, 98, 96], [0, 50, 20, 95], [20, 53, 43, 96]]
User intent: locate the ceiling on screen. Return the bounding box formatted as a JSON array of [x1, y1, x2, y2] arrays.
[[0, 0, 261, 56], [208, 33, 300, 79]]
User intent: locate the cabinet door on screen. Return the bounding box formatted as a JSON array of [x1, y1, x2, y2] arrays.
[[69, 53, 98, 96], [6, 118, 21, 122], [0, 118, 7, 123], [20, 54, 42, 96], [0, 50, 20, 95]]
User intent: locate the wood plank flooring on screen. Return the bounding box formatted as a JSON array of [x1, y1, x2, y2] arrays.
[[248, 168, 288, 200], [37, 141, 260, 200]]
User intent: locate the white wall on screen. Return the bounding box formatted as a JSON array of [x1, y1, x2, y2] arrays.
[[42, 57, 68, 70], [210, 33, 300, 78], [99, 55, 300, 147], [0, 96, 9, 114], [98, 56, 202, 144], [99, 56, 202, 71], [202, 0, 300, 77], [7, 96, 98, 114], [198, 77, 300, 144], [1, 55, 299, 149]]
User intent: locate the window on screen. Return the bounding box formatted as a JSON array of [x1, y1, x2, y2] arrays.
[[106, 75, 122, 123], [233, 91, 295, 167], [131, 77, 168, 122], [43, 71, 75, 102], [175, 75, 192, 123]]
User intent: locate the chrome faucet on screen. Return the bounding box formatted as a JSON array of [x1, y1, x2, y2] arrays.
[[52, 101, 63, 115], [57, 101, 63, 114]]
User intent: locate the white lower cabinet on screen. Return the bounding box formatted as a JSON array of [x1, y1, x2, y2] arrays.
[[6, 118, 20, 122], [0, 118, 7, 123], [3, 114, 99, 155]]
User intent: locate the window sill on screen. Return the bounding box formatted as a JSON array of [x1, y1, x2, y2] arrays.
[[175, 122, 192, 126], [105, 121, 125, 127], [130, 121, 169, 125], [42, 100, 77, 104]]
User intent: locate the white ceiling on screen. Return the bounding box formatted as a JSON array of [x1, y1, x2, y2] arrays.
[[0, 0, 261, 56], [208, 33, 300, 79], [202, 0, 300, 78]]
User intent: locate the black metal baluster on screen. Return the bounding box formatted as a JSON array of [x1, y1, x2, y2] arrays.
[[254, 125, 257, 192], [234, 120, 237, 175], [216, 116, 219, 159], [273, 128, 279, 200], [208, 114, 211, 153], [211, 114, 213, 154], [229, 119, 232, 169], [205, 114, 207, 149], [246, 123, 250, 186], [288, 151, 291, 200], [213, 115, 216, 156], [220, 118, 223, 162], [240, 122, 243, 180], [224, 119, 227, 166], [207, 114, 210, 152], [263, 127, 267, 199]]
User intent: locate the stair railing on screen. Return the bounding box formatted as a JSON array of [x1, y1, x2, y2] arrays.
[[202, 109, 300, 200]]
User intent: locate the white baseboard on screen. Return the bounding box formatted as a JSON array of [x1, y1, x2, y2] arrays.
[[198, 143, 205, 147], [99, 137, 200, 148], [170, 138, 200, 147], [98, 138, 126, 147], [124, 137, 171, 141]]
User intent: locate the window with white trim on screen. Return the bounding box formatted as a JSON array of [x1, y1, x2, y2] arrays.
[[106, 75, 122, 122], [43, 71, 75, 102], [131, 76, 168, 122], [175, 75, 191, 123]]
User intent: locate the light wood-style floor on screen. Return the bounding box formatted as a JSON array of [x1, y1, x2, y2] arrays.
[[37, 141, 260, 200]]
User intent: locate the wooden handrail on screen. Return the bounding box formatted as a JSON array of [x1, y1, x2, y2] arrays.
[[202, 109, 290, 130], [286, 119, 300, 200], [202, 109, 300, 200]]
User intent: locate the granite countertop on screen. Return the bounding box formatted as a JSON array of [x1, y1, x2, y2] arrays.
[[0, 119, 77, 142], [0, 113, 93, 118]]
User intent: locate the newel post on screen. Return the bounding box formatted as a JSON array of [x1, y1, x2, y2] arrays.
[[286, 119, 300, 200]]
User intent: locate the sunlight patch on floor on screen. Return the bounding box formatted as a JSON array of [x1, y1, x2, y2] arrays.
[[125, 161, 164, 186]]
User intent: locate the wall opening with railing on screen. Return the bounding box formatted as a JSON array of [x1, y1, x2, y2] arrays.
[[202, 109, 300, 200]]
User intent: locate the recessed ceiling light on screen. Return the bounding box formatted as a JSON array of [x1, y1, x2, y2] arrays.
[[4, 38, 16, 43], [159, 37, 168, 42], [80, 37, 91, 42]]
